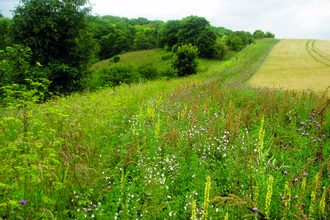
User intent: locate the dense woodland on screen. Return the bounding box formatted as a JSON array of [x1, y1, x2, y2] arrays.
[[0, 0, 275, 103]]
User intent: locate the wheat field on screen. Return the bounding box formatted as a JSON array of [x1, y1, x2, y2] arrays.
[[248, 39, 330, 93]]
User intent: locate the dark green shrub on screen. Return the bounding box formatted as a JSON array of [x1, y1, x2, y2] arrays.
[[171, 44, 199, 77], [100, 64, 138, 87], [10, 0, 97, 94], [113, 55, 120, 63], [0, 45, 51, 104], [161, 53, 173, 61], [137, 63, 159, 80], [160, 68, 177, 79]]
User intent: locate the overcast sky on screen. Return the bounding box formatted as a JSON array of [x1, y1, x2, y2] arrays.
[[1, 0, 330, 40]]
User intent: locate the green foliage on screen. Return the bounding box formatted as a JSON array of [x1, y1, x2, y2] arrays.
[[176, 15, 210, 46], [0, 16, 11, 50], [161, 52, 173, 60], [2, 39, 330, 220], [99, 29, 131, 60], [172, 44, 199, 77], [10, 0, 97, 94], [0, 45, 51, 104], [196, 27, 218, 58], [157, 20, 181, 48], [254, 30, 265, 39], [137, 63, 159, 80], [99, 64, 138, 87], [226, 31, 255, 51], [113, 55, 120, 63], [265, 31, 275, 38]]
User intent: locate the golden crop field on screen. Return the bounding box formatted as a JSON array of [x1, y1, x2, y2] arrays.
[[248, 39, 330, 93]]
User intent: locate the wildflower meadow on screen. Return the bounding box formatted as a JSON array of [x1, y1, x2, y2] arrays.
[[0, 39, 329, 219]]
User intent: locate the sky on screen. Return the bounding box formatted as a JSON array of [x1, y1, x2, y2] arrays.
[[1, 0, 330, 40]]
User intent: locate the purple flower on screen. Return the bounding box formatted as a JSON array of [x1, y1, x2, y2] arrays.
[[88, 208, 92, 212], [2, 189, 5, 192], [124, 108, 127, 111], [284, 171, 288, 175], [295, 178, 299, 182], [275, 167, 279, 171], [306, 133, 309, 136], [253, 207, 258, 212], [93, 205, 96, 208], [83, 208, 86, 211], [302, 133, 305, 136], [313, 139, 316, 143], [303, 173, 307, 176], [267, 174, 270, 177], [20, 200, 26, 205]]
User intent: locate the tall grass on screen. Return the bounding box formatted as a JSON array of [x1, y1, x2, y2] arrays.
[[1, 39, 329, 219]]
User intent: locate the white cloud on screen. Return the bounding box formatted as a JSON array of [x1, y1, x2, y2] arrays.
[[1, 0, 329, 39]]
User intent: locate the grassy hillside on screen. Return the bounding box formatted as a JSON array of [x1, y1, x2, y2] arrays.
[[92, 49, 172, 71], [1, 39, 330, 219], [249, 39, 330, 93]]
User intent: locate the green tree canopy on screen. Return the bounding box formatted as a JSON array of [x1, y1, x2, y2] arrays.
[[0, 16, 11, 50], [10, 0, 97, 93], [176, 15, 211, 46], [253, 30, 265, 39], [158, 20, 181, 48]]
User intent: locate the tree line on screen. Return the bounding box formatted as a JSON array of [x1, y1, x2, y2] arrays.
[[0, 0, 275, 103]]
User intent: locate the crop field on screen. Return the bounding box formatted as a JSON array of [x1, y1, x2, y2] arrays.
[[1, 39, 330, 219], [248, 39, 330, 93]]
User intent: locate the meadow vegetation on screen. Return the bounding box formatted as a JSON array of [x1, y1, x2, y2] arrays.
[[1, 38, 330, 219]]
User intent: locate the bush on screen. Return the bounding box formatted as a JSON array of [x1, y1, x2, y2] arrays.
[[10, 0, 97, 94], [161, 53, 173, 61], [99, 64, 138, 87], [0, 45, 51, 105], [160, 68, 177, 79], [171, 44, 199, 77], [113, 55, 120, 63], [137, 63, 159, 80]]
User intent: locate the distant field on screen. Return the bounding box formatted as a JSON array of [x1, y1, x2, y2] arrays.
[[248, 39, 330, 93]]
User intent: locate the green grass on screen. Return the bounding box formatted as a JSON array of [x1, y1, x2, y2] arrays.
[[1, 39, 330, 219], [92, 48, 172, 71]]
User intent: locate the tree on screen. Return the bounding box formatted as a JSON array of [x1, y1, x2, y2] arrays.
[[158, 20, 181, 48], [253, 30, 265, 39], [226, 33, 244, 51], [10, 0, 97, 93], [265, 31, 275, 38], [196, 27, 217, 58], [176, 15, 210, 46], [171, 44, 199, 77], [0, 16, 11, 50]]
